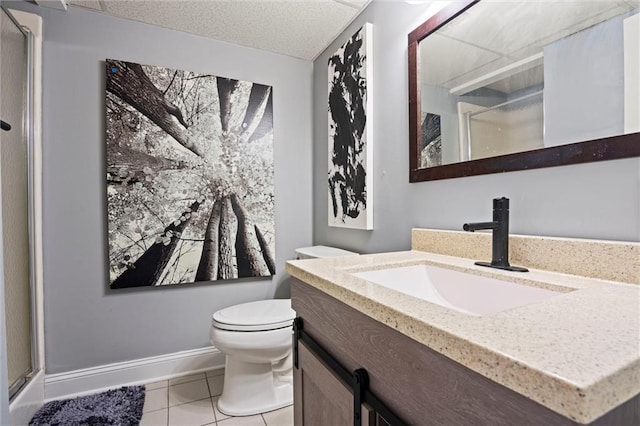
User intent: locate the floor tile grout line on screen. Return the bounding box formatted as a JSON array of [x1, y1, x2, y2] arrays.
[[141, 370, 225, 426], [169, 395, 213, 409], [165, 402, 169, 426], [146, 381, 169, 390], [166, 397, 217, 426], [148, 369, 223, 389], [143, 406, 168, 414], [168, 373, 208, 387], [209, 397, 218, 424], [166, 382, 170, 426], [205, 374, 213, 397], [151, 402, 292, 426], [205, 377, 218, 424]]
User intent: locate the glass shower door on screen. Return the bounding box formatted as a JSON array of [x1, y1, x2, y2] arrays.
[[1, 8, 34, 401]]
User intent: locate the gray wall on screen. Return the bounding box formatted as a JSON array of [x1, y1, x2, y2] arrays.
[[8, 2, 313, 374], [544, 12, 630, 146], [313, 0, 640, 254]]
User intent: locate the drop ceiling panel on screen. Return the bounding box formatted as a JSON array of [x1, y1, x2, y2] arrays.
[[420, 33, 502, 86], [67, 0, 371, 60]]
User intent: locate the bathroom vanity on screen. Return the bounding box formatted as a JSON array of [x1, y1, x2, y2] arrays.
[[286, 230, 640, 425]]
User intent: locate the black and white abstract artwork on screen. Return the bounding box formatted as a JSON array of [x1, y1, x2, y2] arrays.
[[327, 23, 373, 230], [105, 59, 275, 289], [421, 112, 442, 168]]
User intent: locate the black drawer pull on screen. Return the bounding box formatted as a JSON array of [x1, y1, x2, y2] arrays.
[[1, 120, 11, 131]]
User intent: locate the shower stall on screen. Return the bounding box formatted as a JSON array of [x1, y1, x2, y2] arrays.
[[0, 6, 44, 424], [457, 89, 544, 162]]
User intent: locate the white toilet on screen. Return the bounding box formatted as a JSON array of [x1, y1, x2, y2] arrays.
[[209, 245, 357, 416]]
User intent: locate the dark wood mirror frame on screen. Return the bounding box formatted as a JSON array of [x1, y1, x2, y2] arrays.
[[408, 0, 640, 182]]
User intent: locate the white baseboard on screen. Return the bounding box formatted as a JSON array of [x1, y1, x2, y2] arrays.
[[10, 369, 45, 426], [45, 347, 225, 401]]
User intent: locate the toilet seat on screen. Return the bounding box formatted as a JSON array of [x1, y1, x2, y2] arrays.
[[212, 299, 295, 332]]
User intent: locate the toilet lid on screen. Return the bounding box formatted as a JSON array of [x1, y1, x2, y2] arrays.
[[212, 299, 296, 331]]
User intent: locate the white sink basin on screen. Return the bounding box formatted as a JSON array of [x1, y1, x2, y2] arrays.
[[352, 264, 564, 316]]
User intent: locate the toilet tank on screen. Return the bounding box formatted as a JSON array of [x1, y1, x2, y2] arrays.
[[294, 245, 358, 259]]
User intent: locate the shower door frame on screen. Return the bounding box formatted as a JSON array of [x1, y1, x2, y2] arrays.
[[0, 6, 44, 424]]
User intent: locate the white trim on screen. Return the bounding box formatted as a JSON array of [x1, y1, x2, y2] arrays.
[[623, 13, 640, 134], [449, 53, 544, 96], [9, 369, 44, 426], [4, 11, 46, 425], [9, 7, 45, 374], [1, 8, 45, 424], [44, 347, 225, 402]]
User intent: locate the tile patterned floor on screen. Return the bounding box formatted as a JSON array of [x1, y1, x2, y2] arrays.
[[140, 369, 293, 426]]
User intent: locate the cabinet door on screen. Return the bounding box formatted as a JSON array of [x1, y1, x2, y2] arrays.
[[294, 340, 374, 426]]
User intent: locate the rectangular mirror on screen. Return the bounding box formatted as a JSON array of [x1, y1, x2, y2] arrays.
[[409, 0, 640, 182]]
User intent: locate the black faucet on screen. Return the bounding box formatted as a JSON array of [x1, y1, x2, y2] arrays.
[[463, 197, 528, 272]]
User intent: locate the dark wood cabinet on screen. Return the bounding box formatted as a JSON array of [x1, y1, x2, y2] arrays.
[[293, 340, 376, 426], [291, 278, 639, 426]]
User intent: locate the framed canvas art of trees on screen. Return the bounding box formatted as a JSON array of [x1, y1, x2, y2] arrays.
[[105, 59, 275, 289]]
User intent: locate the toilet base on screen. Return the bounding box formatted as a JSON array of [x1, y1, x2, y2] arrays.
[[216, 355, 293, 416]]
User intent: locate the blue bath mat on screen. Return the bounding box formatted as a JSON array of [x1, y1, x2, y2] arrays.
[[29, 385, 145, 425]]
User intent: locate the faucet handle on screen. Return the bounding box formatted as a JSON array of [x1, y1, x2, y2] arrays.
[[493, 197, 509, 210]]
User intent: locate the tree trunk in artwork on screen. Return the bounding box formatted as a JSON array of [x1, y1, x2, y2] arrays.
[[110, 200, 202, 289], [255, 224, 276, 275], [240, 85, 272, 142], [247, 90, 273, 143], [230, 193, 270, 278], [106, 60, 205, 158], [195, 198, 222, 281], [216, 77, 240, 133], [106, 144, 186, 186], [217, 197, 237, 280]]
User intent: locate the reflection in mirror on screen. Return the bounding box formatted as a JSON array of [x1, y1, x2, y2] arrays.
[[408, 0, 640, 181]]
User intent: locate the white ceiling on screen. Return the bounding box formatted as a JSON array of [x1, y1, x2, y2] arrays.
[[64, 0, 371, 60]]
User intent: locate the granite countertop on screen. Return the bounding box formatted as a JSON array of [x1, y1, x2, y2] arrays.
[[286, 250, 640, 424]]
